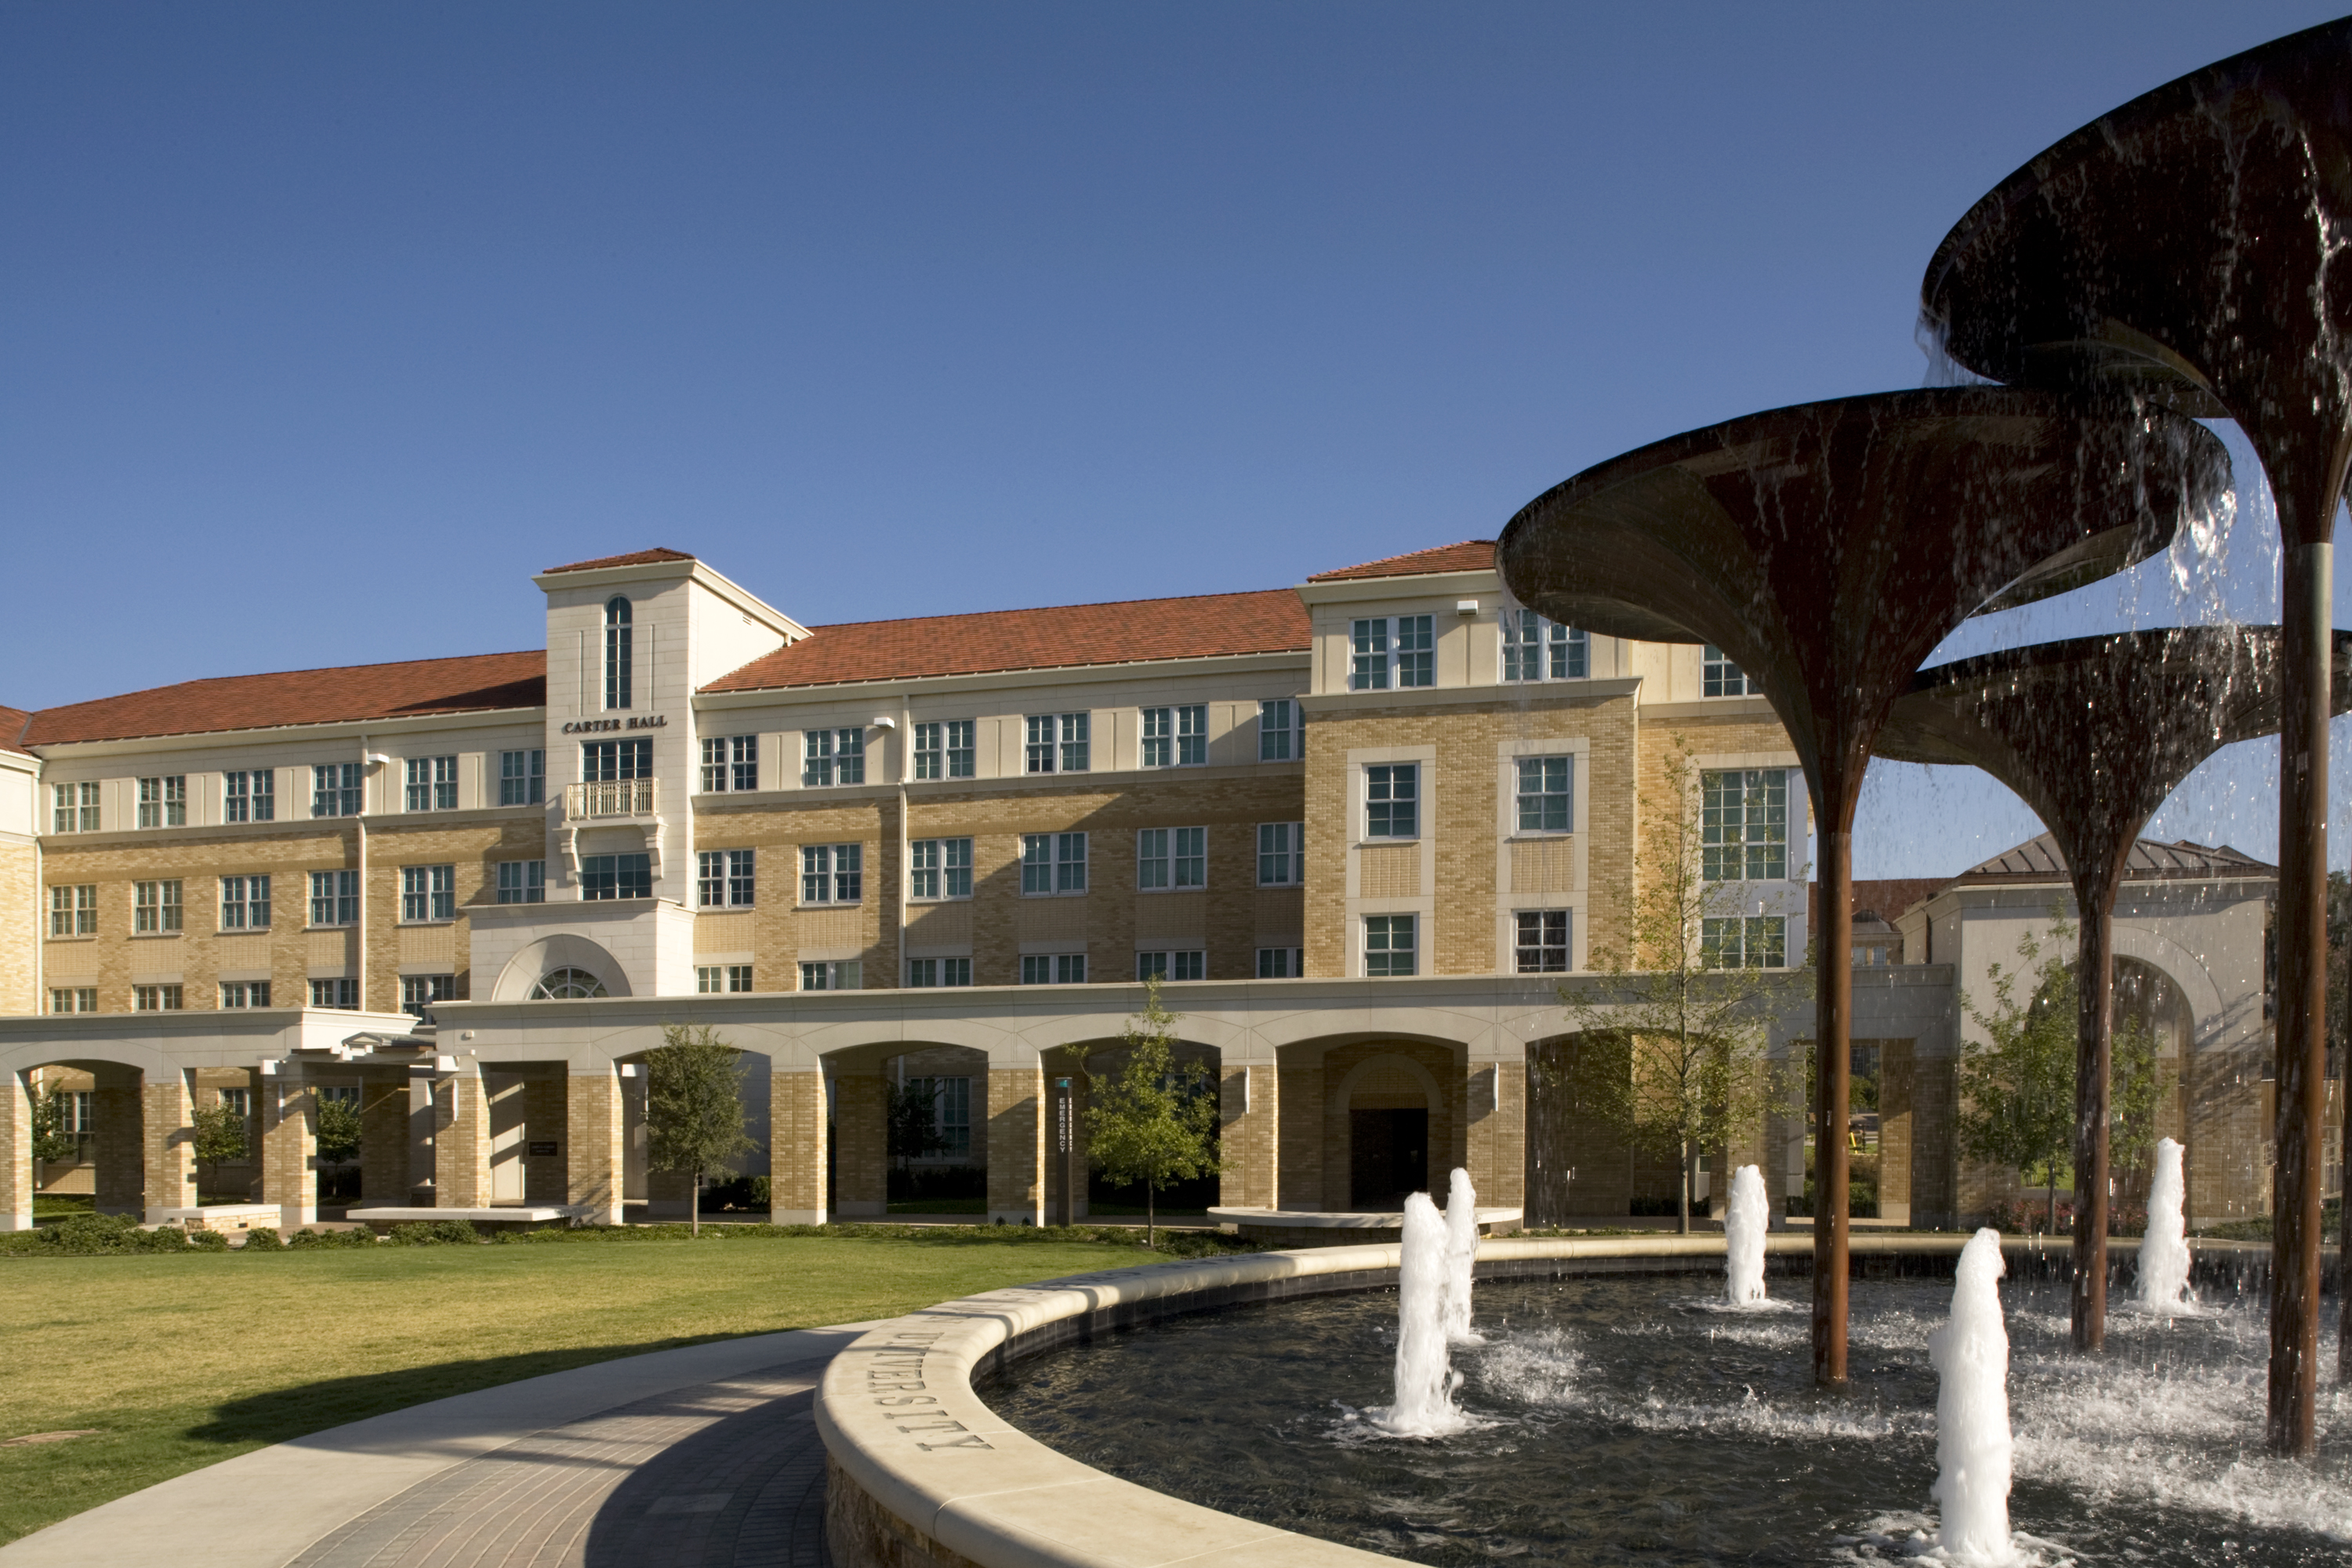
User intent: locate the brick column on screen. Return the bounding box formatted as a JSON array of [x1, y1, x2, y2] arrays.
[[567, 1069, 626, 1226], [524, 1073, 567, 1204], [833, 1069, 887, 1218], [1, 1069, 32, 1232], [1467, 1060, 1525, 1214], [434, 1069, 491, 1209], [985, 1062, 1043, 1226], [92, 1065, 145, 1216], [143, 1069, 197, 1222], [1276, 1062, 1323, 1210], [769, 1069, 829, 1225], [260, 1073, 317, 1230], [360, 1072, 412, 1204], [1219, 1064, 1277, 1210]]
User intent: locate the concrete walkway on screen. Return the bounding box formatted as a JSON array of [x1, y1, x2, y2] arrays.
[[0, 1323, 876, 1568]]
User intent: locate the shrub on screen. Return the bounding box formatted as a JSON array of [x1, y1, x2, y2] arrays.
[[241, 1227, 282, 1249], [186, 1227, 231, 1250], [701, 1173, 772, 1211], [387, 1219, 484, 1246], [287, 1226, 380, 1249], [21, 1214, 193, 1255]]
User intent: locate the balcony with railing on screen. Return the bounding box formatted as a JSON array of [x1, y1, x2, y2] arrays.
[[564, 779, 658, 820]]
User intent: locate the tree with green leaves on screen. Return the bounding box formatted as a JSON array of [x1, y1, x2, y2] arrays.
[[1957, 913, 2078, 1232], [1086, 978, 1219, 1248], [887, 1079, 952, 1174], [191, 1099, 249, 1192], [30, 1083, 78, 1168], [316, 1094, 364, 1167], [1559, 737, 1782, 1232], [644, 1023, 760, 1235]]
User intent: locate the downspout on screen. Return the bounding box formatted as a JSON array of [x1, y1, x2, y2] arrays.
[[895, 703, 912, 987], [359, 738, 382, 1014]]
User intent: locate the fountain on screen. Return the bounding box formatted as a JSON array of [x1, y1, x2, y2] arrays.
[[1374, 1192, 1466, 1438], [2140, 1136, 2194, 1314], [1440, 1168, 1480, 1345], [1725, 1163, 1769, 1307], [1929, 1230, 2016, 1564]]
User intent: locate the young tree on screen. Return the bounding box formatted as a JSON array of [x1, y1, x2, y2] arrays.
[[1559, 737, 1781, 1232], [1956, 913, 2078, 1232], [29, 1083, 78, 1168], [316, 1094, 364, 1166], [190, 1100, 249, 1193], [887, 1079, 952, 1176], [643, 1023, 760, 1235], [1086, 979, 1219, 1247]]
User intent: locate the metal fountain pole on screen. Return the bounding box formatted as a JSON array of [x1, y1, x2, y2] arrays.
[[1811, 822, 1853, 1385]]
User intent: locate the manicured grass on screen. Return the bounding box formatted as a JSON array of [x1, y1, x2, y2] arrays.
[[0, 1232, 1129, 1546]]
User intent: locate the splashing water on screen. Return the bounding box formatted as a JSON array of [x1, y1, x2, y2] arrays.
[[2139, 1136, 2194, 1312], [1375, 1192, 1466, 1437], [1441, 1167, 1482, 1345], [1725, 1163, 1769, 1306], [1929, 1229, 2017, 1565]]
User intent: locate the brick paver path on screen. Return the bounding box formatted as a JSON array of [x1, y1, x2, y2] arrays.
[[285, 1359, 832, 1568]]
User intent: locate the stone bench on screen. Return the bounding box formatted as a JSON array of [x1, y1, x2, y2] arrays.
[[149, 1204, 280, 1232], [344, 1206, 575, 1233], [1206, 1205, 1523, 1249]]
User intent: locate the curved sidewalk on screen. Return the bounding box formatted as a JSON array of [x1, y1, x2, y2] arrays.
[[0, 1322, 876, 1568]]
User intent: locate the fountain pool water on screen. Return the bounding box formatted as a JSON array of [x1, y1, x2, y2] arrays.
[[1929, 1231, 2015, 1563], [1441, 1169, 1480, 1345], [1371, 1192, 1465, 1438], [2139, 1138, 2195, 1314], [1726, 1163, 1769, 1307]]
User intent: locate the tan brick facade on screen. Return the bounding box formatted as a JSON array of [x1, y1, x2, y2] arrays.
[[0, 841, 34, 1014], [769, 1068, 827, 1222]]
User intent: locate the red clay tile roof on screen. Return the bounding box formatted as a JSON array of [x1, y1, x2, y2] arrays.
[[1306, 540, 1496, 582], [543, 547, 697, 575], [0, 705, 31, 757], [704, 589, 1308, 693], [23, 652, 548, 746]]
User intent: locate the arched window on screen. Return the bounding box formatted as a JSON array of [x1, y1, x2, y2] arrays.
[[604, 596, 633, 710], [531, 966, 608, 1000]]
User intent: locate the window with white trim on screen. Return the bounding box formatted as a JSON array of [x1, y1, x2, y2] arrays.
[[1703, 644, 1755, 697], [1257, 822, 1304, 886], [312, 763, 362, 818], [697, 964, 755, 993], [702, 735, 758, 793], [405, 756, 457, 812], [1025, 713, 1088, 773], [1515, 756, 1573, 833], [310, 869, 359, 927], [1703, 915, 1787, 970], [907, 957, 972, 987], [219, 1087, 250, 1119], [800, 960, 862, 991], [1364, 913, 1417, 976], [1365, 763, 1417, 838], [401, 975, 456, 1018], [1501, 611, 1588, 682], [1020, 953, 1087, 984], [137, 775, 187, 828], [134, 984, 183, 1011], [604, 596, 633, 710], [499, 749, 546, 805], [800, 843, 862, 904], [49, 987, 97, 1014], [1142, 705, 1207, 768], [496, 859, 545, 904], [49, 884, 96, 937], [1702, 769, 1788, 880], [401, 864, 456, 922], [1258, 699, 1297, 761], [909, 837, 973, 900], [1136, 827, 1205, 891], [1136, 950, 1204, 982], [310, 978, 358, 1009], [1350, 615, 1434, 691], [134, 880, 183, 934], [581, 853, 651, 900], [224, 769, 275, 822], [220, 875, 270, 931], [915, 720, 975, 780], [1256, 946, 1304, 978], [1515, 909, 1570, 973], [1021, 832, 1087, 895], [51, 781, 100, 833], [220, 980, 271, 1009], [581, 739, 652, 780], [802, 728, 865, 787], [699, 848, 757, 908]]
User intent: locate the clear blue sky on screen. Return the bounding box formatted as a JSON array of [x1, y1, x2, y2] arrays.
[[4, 2, 2346, 877]]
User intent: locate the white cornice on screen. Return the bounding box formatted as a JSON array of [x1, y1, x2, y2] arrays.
[[1294, 568, 1500, 607], [693, 648, 1309, 709], [27, 704, 546, 763], [532, 559, 808, 642], [1300, 677, 1640, 715]]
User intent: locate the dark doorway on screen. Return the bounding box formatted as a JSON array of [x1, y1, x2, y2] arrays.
[[1349, 1107, 1428, 1208]]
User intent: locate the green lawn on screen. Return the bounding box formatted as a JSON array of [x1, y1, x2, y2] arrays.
[[0, 1232, 1129, 1546]]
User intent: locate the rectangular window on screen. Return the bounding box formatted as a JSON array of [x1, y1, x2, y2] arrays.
[[699, 848, 757, 908], [219, 1087, 250, 1120], [906, 957, 973, 987], [49, 884, 97, 938], [1017, 832, 1087, 894], [219, 875, 271, 931], [1025, 713, 1088, 774], [799, 960, 862, 991], [137, 775, 187, 828], [498, 750, 545, 806], [1501, 611, 1590, 682], [1702, 915, 1788, 970], [1350, 617, 1433, 690], [52, 781, 100, 834], [224, 769, 275, 822], [312, 763, 363, 818], [1515, 909, 1570, 973], [802, 728, 866, 786], [1136, 950, 1206, 982], [220, 980, 272, 1009], [495, 859, 546, 904], [580, 853, 652, 900], [909, 837, 973, 901], [133, 880, 183, 934], [800, 843, 862, 905], [1258, 699, 1296, 761], [1350, 617, 1390, 690], [702, 735, 758, 793], [912, 1076, 972, 1155], [580, 739, 653, 781], [1256, 946, 1304, 978], [1365, 913, 1417, 977], [49, 986, 98, 1014], [310, 978, 358, 1009], [696, 964, 755, 993], [405, 756, 458, 812], [1257, 822, 1304, 887], [1703, 644, 1755, 698], [401, 975, 456, 1018], [1141, 705, 1208, 768], [913, 720, 975, 780], [1020, 953, 1087, 984], [1136, 827, 1205, 891], [134, 984, 184, 1011], [309, 869, 359, 926], [1366, 763, 1418, 838], [1702, 769, 1788, 881], [1515, 756, 1573, 833], [401, 864, 456, 922]]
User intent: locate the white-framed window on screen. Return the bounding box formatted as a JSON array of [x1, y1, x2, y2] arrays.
[[312, 763, 362, 818], [405, 756, 457, 812], [531, 967, 607, 999], [702, 735, 758, 793], [803, 728, 866, 787], [1365, 913, 1417, 976], [220, 980, 271, 1009], [800, 960, 862, 991], [318, 1086, 360, 1109], [224, 769, 275, 822], [1703, 644, 1755, 697], [1256, 946, 1304, 978], [401, 975, 456, 1018], [582, 739, 653, 780], [49, 884, 97, 938], [133, 880, 183, 934], [1515, 909, 1570, 973], [1350, 615, 1434, 691], [697, 964, 756, 993], [914, 720, 975, 780], [496, 859, 545, 904], [906, 1076, 972, 1155], [1515, 757, 1573, 833], [134, 984, 184, 1011], [1257, 822, 1305, 886], [310, 977, 358, 1009], [907, 957, 973, 987], [1021, 832, 1087, 895], [1702, 769, 1788, 880], [580, 852, 651, 900], [1136, 950, 1205, 982], [1025, 713, 1088, 774], [909, 837, 973, 901], [1020, 953, 1087, 984], [1703, 915, 1787, 970], [220, 875, 271, 931], [1136, 827, 1205, 891], [51, 781, 100, 834], [1142, 705, 1208, 768], [1365, 763, 1418, 838], [1258, 699, 1297, 761], [800, 843, 862, 904], [499, 749, 546, 805], [401, 864, 456, 922], [309, 869, 358, 927], [219, 1087, 250, 1120], [604, 596, 633, 710], [699, 848, 757, 908], [137, 775, 187, 829], [1501, 611, 1588, 682], [50, 986, 99, 1014]]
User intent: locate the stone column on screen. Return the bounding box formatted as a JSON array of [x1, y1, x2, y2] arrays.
[[434, 1069, 491, 1209], [1, 1069, 32, 1232], [985, 1062, 1043, 1226], [524, 1073, 567, 1204], [260, 1073, 317, 1230], [833, 1068, 888, 1219], [92, 1065, 145, 1216], [567, 1069, 626, 1226], [769, 1069, 829, 1225], [360, 1072, 412, 1205], [1219, 1063, 1277, 1210], [143, 1069, 197, 1222], [1276, 1062, 1323, 1211]]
